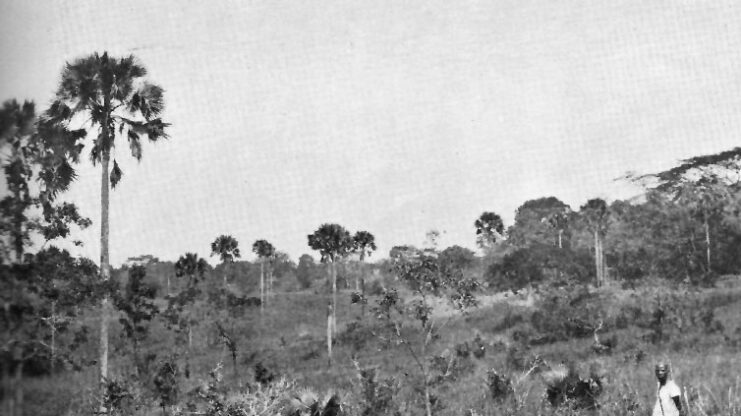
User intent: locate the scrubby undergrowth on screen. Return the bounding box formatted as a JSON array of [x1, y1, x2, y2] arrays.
[[9, 280, 741, 416]]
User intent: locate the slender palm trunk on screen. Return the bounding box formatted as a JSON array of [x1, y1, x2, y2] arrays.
[[13, 360, 24, 416], [358, 253, 365, 317], [260, 261, 264, 314], [50, 301, 56, 375], [557, 230, 563, 249], [100, 152, 111, 388], [268, 263, 273, 301], [331, 261, 337, 335], [597, 235, 601, 285], [327, 302, 333, 367], [593, 230, 600, 287], [188, 324, 192, 351], [704, 216, 711, 272], [2, 362, 9, 416], [421, 337, 432, 416]]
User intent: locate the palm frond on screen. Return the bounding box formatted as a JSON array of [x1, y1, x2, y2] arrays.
[[55, 160, 78, 191], [111, 55, 146, 101], [110, 159, 123, 188], [128, 130, 142, 161], [129, 83, 165, 120], [89, 140, 101, 165], [43, 101, 73, 124]]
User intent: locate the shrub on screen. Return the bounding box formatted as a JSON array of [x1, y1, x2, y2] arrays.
[[486, 369, 513, 402], [255, 362, 276, 386]]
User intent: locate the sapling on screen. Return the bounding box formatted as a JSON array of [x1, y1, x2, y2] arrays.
[[369, 249, 480, 416]]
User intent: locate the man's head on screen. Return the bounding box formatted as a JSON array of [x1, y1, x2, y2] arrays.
[[655, 362, 670, 382]]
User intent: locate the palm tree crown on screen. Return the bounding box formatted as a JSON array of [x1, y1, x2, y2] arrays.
[[43, 52, 169, 187], [211, 235, 241, 264]]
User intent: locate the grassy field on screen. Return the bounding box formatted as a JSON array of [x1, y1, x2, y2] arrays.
[[14, 279, 741, 416]]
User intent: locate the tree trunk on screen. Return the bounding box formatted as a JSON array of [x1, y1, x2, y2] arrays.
[[268, 263, 273, 301], [268, 266, 273, 304], [331, 262, 337, 336], [13, 360, 23, 416], [558, 229, 563, 249], [598, 234, 605, 285], [100, 152, 111, 390], [188, 325, 192, 352], [133, 337, 141, 377], [327, 302, 333, 367], [3, 362, 11, 416], [360, 278, 366, 317], [593, 230, 600, 287], [704, 216, 711, 272], [421, 337, 432, 416], [50, 301, 56, 375], [260, 261, 264, 315]]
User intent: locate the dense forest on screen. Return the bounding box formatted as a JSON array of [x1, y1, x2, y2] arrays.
[[2, 52, 741, 416]]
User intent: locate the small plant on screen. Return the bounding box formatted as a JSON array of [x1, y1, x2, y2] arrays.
[[352, 361, 399, 416], [153, 357, 179, 415], [255, 361, 276, 386], [369, 250, 480, 416], [101, 377, 137, 416], [486, 369, 514, 402]]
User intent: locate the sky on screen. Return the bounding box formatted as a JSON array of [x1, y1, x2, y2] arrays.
[[2, 0, 741, 265]]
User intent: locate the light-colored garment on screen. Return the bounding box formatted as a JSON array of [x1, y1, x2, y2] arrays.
[[652, 380, 681, 416]]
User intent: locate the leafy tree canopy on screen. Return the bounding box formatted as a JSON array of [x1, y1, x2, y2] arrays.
[[307, 223, 353, 263]]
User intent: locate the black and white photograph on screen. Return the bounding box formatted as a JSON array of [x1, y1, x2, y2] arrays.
[[1, 1, 740, 415]]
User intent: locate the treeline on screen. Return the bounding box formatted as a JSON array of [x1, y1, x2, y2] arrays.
[[479, 166, 741, 292]]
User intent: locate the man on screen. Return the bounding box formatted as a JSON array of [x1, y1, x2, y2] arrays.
[[653, 362, 683, 416]]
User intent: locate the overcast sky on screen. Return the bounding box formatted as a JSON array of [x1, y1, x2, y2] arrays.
[[2, 0, 741, 265]]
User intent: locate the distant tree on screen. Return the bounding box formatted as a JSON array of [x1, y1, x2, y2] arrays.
[[486, 245, 592, 293], [270, 251, 294, 285], [352, 231, 376, 316], [544, 209, 571, 249], [389, 245, 421, 261], [474, 212, 505, 250], [114, 265, 159, 377], [296, 254, 318, 289], [211, 235, 241, 288], [307, 223, 353, 366], [438, 245, 476, 272], [166, 253, 208, 358], [251, 239, 275, 313], [579, 199, 610, 287], [44, 51, 170, 389], [352, 231, 376, 290], [508, 197, 570, 248]]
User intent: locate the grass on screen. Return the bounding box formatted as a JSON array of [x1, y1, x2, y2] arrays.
[[8, 281, 741, 415]]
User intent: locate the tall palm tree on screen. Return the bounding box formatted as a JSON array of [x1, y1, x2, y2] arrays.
[[174, 252, 208, 352], [474, 211, 505, 250], [308, 223, 353, 366], [352, 231, 376, 316], [580, 199, 610, 287], [544, 209, 570, 249], [43, 51, 169, 388], [252, 239, 275, 314], [210, 235, 241, 288]]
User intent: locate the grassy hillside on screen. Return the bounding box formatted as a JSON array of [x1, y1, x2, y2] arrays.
[[15, 279, 741, 415]]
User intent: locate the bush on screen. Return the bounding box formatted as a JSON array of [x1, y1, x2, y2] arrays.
[[528, 283, 606, 342], [485, 245, 593, 293], [486, 369, 513, 402]]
